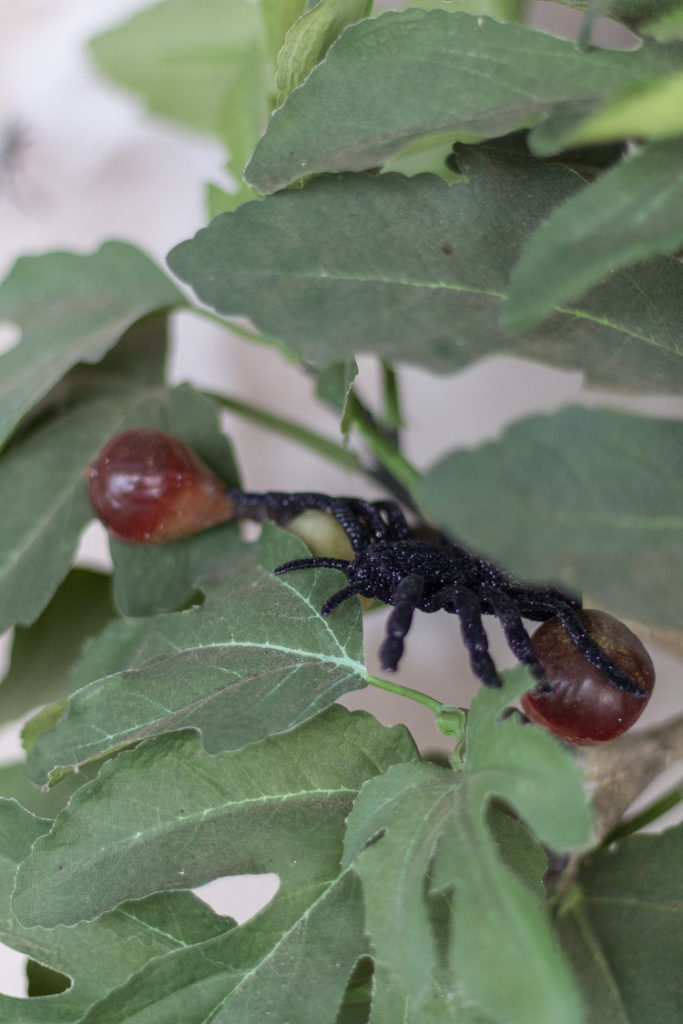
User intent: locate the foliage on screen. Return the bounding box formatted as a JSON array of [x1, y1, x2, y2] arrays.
[[1, 0, 682, 1021]]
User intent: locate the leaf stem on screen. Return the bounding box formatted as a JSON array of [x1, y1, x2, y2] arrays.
[[603, 783, 683, 844], [207, 391, 363, 473], [380, 360, 403, 433], [363, 672, 444, 715], [347, 393, 420, 496]]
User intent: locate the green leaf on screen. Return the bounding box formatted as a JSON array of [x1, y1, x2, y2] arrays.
[[24, 525, 367, 784], [416, 406, 683, 630], [531, 72, 683, 153], [260, 0, 309, 66], [14, 705, 416, 926], [90, 0, 271, 189], [90, 0, 266, 136], [0, 799, 233, 1023], [77, 872, 365, 1024], [506, 138, 683, 331], [641, 5, 683, 40], [169, 150, 683, 389], [0, 569, 115, 726], [342, 670, 591, 1024], [562, 0, 683, 31], [0, 241, 182, 449], [275, 0, 368, 104], [556, 824, 683, 1024], [13, 706, 411, 1020], [244, 8, 682, 192], [0, 761, 95, 819]]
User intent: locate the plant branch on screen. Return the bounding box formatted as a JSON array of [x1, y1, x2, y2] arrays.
[[347, 392, 421, 499], [207, 391, 363, 473]]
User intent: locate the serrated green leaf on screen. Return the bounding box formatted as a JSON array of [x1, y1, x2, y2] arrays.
[[0, 569, 115, 726], [275, 0, 368, 104], [24, 526, 367, 784], [506, 138, 683, 330], [169, 150, 683, 389], [0, 241, 182, 449], [342, 671, 590, 1024], [556, 824, 683, 1024], [0, 799, 233, 1023], [416, 406, 683, 630], [14, 705, 415, 927], [244, 9, 682, 192]]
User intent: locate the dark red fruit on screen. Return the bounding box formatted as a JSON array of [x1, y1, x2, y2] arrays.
[[85, 428, 237, 543], [521, 609, 655, 745]]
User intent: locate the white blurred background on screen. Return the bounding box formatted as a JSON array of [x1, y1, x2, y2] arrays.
[[0, 0, 681, 998]]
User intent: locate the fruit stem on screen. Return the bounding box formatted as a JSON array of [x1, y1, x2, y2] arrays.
[[380, 360, 403, 434]]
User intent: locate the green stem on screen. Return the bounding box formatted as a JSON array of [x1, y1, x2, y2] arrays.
[[363, 672, 444, 715], [603, 783, 683, 844], [347, 393, 420, 496], [207, 391, 362, 473], [197, 310, 301, 363], [380, 360, 403, 433]]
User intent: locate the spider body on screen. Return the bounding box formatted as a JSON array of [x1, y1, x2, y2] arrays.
[[227, 489, 645, 697]]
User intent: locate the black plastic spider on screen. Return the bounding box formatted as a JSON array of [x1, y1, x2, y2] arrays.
[[227, 489, 645, 696]]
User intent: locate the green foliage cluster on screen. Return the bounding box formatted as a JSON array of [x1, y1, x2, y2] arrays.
[[0, 0, 682, 1021]]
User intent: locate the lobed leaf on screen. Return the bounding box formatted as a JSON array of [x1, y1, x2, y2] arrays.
[[0, 799, 233, 1023], [0, 241, 182, 449], [506, 137, 683, 330], [169, 149, 683, 389], [14, 705, 416, 926], [342, 670, 591, 1024], [0, 569, 115, 727], [75, 873, 365, 1024], [416, 406, 683, 630], [244, 8, 683, 192], [556, 824, 683, 1024], [24, 526, 366, 784]]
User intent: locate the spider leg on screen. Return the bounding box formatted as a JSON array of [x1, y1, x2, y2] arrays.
[[522, 597, 646, 697], [370, 500, 413, 541], [440, 585, 503, 689], [273, 556, 360, 618], [482, 588, 549, 688], [379, 574, 425, 671], [273, 556, 350, 575], [227, 490, 385, 553], [321, 583, 364, 617]]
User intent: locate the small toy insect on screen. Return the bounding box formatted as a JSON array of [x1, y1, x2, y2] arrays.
[[227, 489, 645, 696]]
